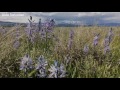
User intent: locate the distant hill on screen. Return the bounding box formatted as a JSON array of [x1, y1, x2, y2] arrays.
[[56, 23, 120, 27], [0, 21, 16, 26], [56, 23, 79, 27], [99, 23, 120, 26], [1, 21, 120, 27], [0, 21, 26, 27]]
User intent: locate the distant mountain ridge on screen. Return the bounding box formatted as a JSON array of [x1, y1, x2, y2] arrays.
[[0, 21, 26, 26], [0, 21, 120, 27]]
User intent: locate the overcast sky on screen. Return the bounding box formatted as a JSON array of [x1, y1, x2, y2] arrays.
[[0, 12, 120, 24]]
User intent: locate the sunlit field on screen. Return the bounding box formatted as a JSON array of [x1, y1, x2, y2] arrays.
[[0, 18, 120, 78]]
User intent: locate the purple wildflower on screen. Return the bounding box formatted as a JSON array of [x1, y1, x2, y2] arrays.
[[39, 19, 55, 39], [69, 29, 74, 39], [13, 40, 20, 49], [107, 28, 113, 44], [0, 27, 6, 34], [103, 28, 113, 54], [38, 19, 41, 32], [104, 36, 110, 47], [48, 60, 66, 78], [83, 45, 89, 54], [104, 45, 110, 54], [46, 20, 54, 34], [50, 19, 55, 27], [16, 31, 19, 39], [36, 55, 48, 78], [40, 29, 46, 39], [30, 36, 35, 44], [20, 54, 33, 72], [108, 28, 113, 37], [64, 54, 71, 65], [59, 63, 66, 78], [93, 33, 100, 46], [25, 23, 32, 38], [68, 30, 74, 50], [25, 16, 36, 44], [36, 55, 48, 69], [28, 16, 35, 27], [13, 24, 21, 49], [48, 61, 59, 78], [15, 26, 20, 40], [68, 39, 73, 50]]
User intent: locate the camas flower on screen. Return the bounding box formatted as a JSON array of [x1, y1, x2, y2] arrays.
[[93, 33, 100, 46], [50, 19, 55, 27], [108, 28, 113, 37], [104, 45, 110, 54], [107, 28, 113, 44], [48, 60, 66, 78], [36, 55, 48, 78], [36, 55, 48, 70], [25, 16, 37, 44], [0, 27, 6, 34], [25, 23, 32, 38], [20, 54, 33, 72], [48, 61, 59, 78], [40, 29, 46, 39], [103, 29, 113, 54], [13, 25, 21, 49], [13, 40, 20, 49], [59, 63, 66, 78], [68, 30, 74, 50], [83, 45, 89, 54], [64, 54, 71, 65], [38, 19, 42, 32], [69, 29, 74, 40], [68, 39, 73, 50], [104, 36, 110, 47], [38, 18, 55, 39]]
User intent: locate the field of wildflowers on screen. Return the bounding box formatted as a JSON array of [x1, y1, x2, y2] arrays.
[[0, 16, 120, 78]]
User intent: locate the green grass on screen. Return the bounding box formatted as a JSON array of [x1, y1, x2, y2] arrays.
[[0, 26, 120, 78]]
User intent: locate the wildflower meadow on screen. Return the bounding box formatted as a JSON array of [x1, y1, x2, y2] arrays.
[[0, 16, 120, 78]]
